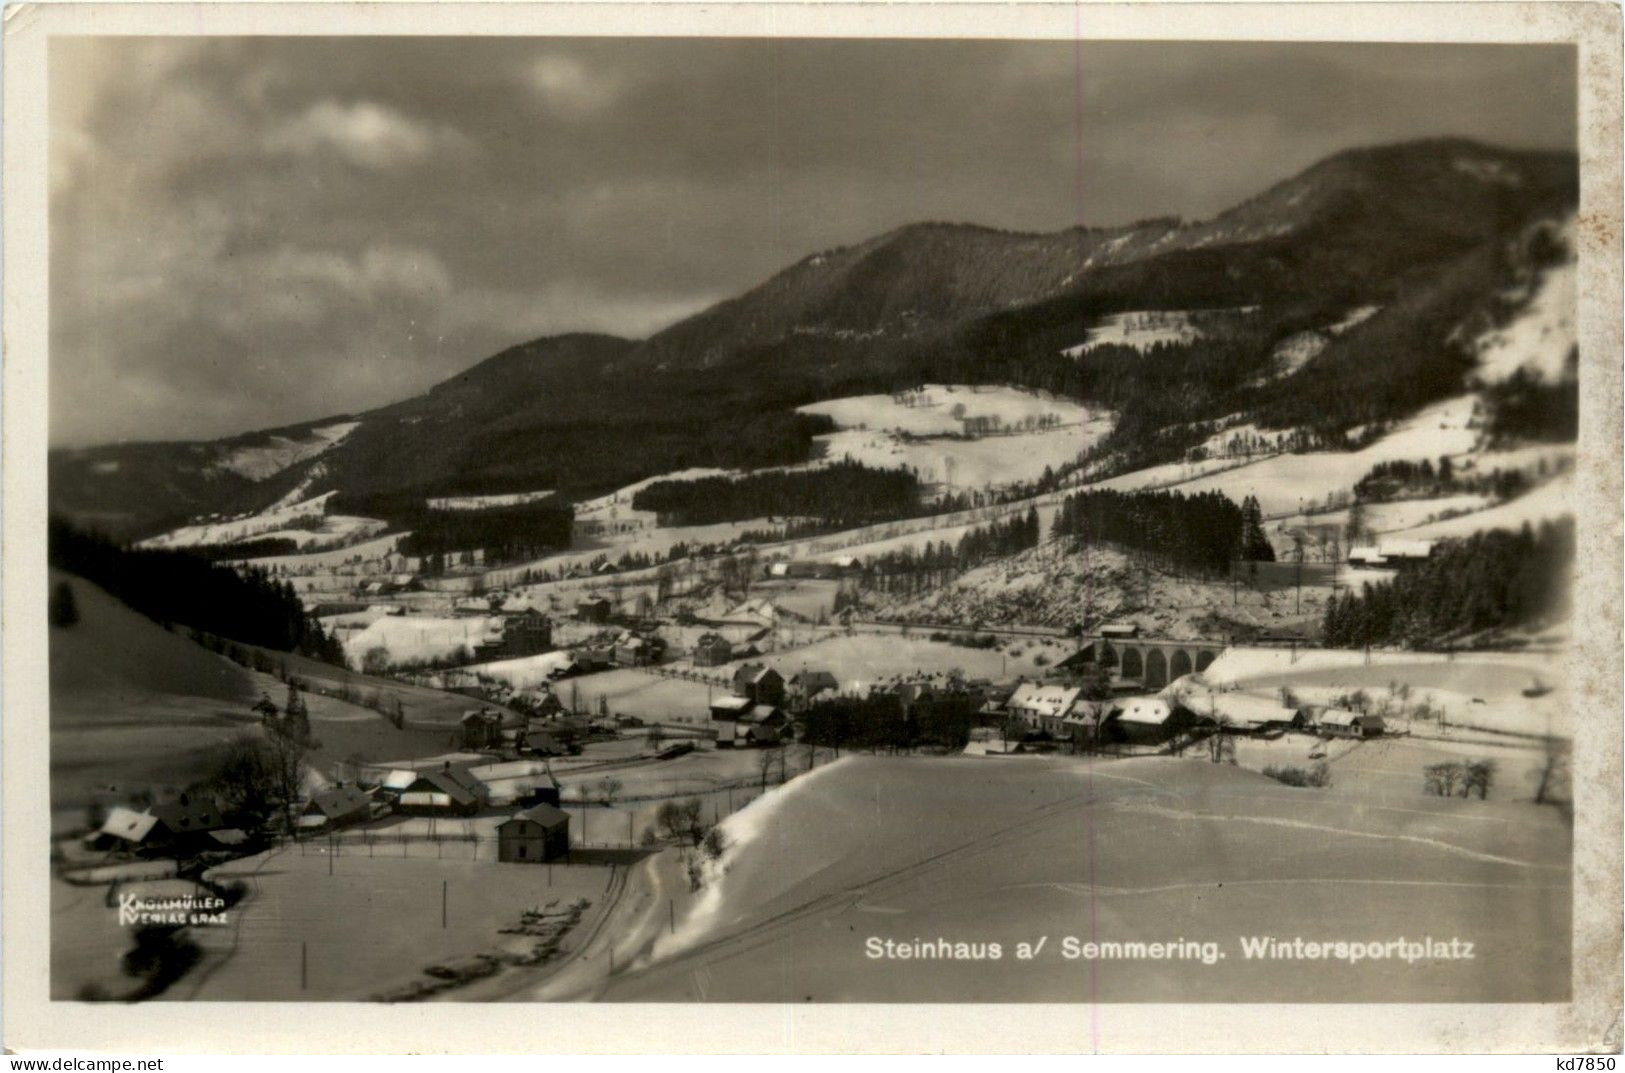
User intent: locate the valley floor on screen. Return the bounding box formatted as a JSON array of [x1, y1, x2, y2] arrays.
[[586, 753, 1570, 1004]]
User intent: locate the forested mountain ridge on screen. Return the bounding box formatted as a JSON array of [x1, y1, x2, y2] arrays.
[[51, 138, 1578, 540]]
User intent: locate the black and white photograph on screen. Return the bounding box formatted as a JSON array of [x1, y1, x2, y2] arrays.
[[5, 3, 1621, 1054]]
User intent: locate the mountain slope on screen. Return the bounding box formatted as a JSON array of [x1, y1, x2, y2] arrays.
[[51, 138, 1578, 540]]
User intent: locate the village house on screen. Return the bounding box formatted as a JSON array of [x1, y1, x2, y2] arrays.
[[88, 793, 237, 855], [787, 669, 840, 707], [398, 763, 488, 816], [708, 694, 787, 747], [1168, 683, 1302, 735], [1313, 707, 1387, 738], [298, 784, 373, 834], [691, 632, 734, 667], [1103, 696, 1194, 745], [1006, 682, 1084, 735], [1061, 699, 1108, 747], [474, 610, 554, 662], [460, 708, 505, 750], [497, 803, 571, 863], [1347, 540, 1436, 568], [876, 676, 987, 734], [574, 597, 613, 624], [732, 663, 786, 706], [523, 729, 571, 757]]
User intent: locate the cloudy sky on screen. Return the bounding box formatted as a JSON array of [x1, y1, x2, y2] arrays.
[[50, 38, 1576, 446]]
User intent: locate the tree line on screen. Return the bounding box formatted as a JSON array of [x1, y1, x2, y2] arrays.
[[48, 516, 345, 664], [850, 508, 1042, 598], [1051, 488, 1268, 576], [330, 491, 573, 565], [1321, 519, 1573, 648], [631, 460, 922, 527]]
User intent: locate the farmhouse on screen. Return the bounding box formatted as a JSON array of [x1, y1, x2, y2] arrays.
[[460, 708, 504, 750], [691, 632, 734, 667], [88, 806, 162, 851], [1104, 696, 1193, 745], [878, 676, 986, 733], [732, 663, 786, 706], [475, 610, 554, 661], [709, 693, 755, 722], [734, 705, 789, 746], [788, 669, 840, 706], [1167, 681, 1301, 734], [614, 636, 652, 667], [1061, 700, 1107, 746], [523, 730, 569, 757], [398, 763, 488, 816], [574, 597, 613, 624], [1006, 682, 1084, 734], [1347, 540, 1437, 568], [298, 785, 372, 833], [89, 794, 233, 854], [377, 769, 417, 802], [1314, 707, 1387, 738], [497, 803, 570, 863], [709, 694, 787, 747]]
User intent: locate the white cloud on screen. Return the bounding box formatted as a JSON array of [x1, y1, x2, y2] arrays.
[[524, 54, 619, 115], [267, 100, 462, 169]]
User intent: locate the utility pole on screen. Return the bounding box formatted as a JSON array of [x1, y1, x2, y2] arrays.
[[441, 880, 447, 929], [301, 941, 307, 992]]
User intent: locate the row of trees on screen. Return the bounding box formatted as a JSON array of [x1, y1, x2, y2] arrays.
[[1051, 488, 1268, 576], [1321, 519, 1574, 647], [48, 517, 345, 664], [798, 690, 984, 752], [631, 460, 922, 527], [1353, 456, 1544, 506], [848, 508, 1042, 598]]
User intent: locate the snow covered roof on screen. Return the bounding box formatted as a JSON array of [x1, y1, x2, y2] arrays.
[[381, 769, 417, 791], [1114, 697, 1174, 726], [1007, 682, 1083, 718], [1168, 682, 1296, 728], [506, 803, 569, 829], [1319, 708, 1384, 728], [710, 695, 755, 713], [99, 806, 158, 844]]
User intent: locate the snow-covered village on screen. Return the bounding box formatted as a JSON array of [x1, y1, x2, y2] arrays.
[[34, 33, 1599, 1022]]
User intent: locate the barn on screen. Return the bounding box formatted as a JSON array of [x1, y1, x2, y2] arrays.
[[497, 803, 570, 863], [1316, 708, 1386, 738], [298, 785, 373, 833]]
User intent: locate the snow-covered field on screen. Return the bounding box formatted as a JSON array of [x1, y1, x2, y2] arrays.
[[426, 490, 556, 511], [211, 421, 359, 481], [1202, 644, 1570, 739], [799, 385, 1090, 437], [1170, 395, 1481, 516], [1062, 310, 1205, 356], [339, 614, 504, 667], [1473, 260, 1576, 384], [138, 491, 349, 549], [574, 468, 733, 523], [1388, 472, 1573, 540], [1267, 494, 1494, 541], [815, 425, 1100, 490], [461, 650, 579, 689], [800, 385, 1109, 492], [242, 531, 405, 571]]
